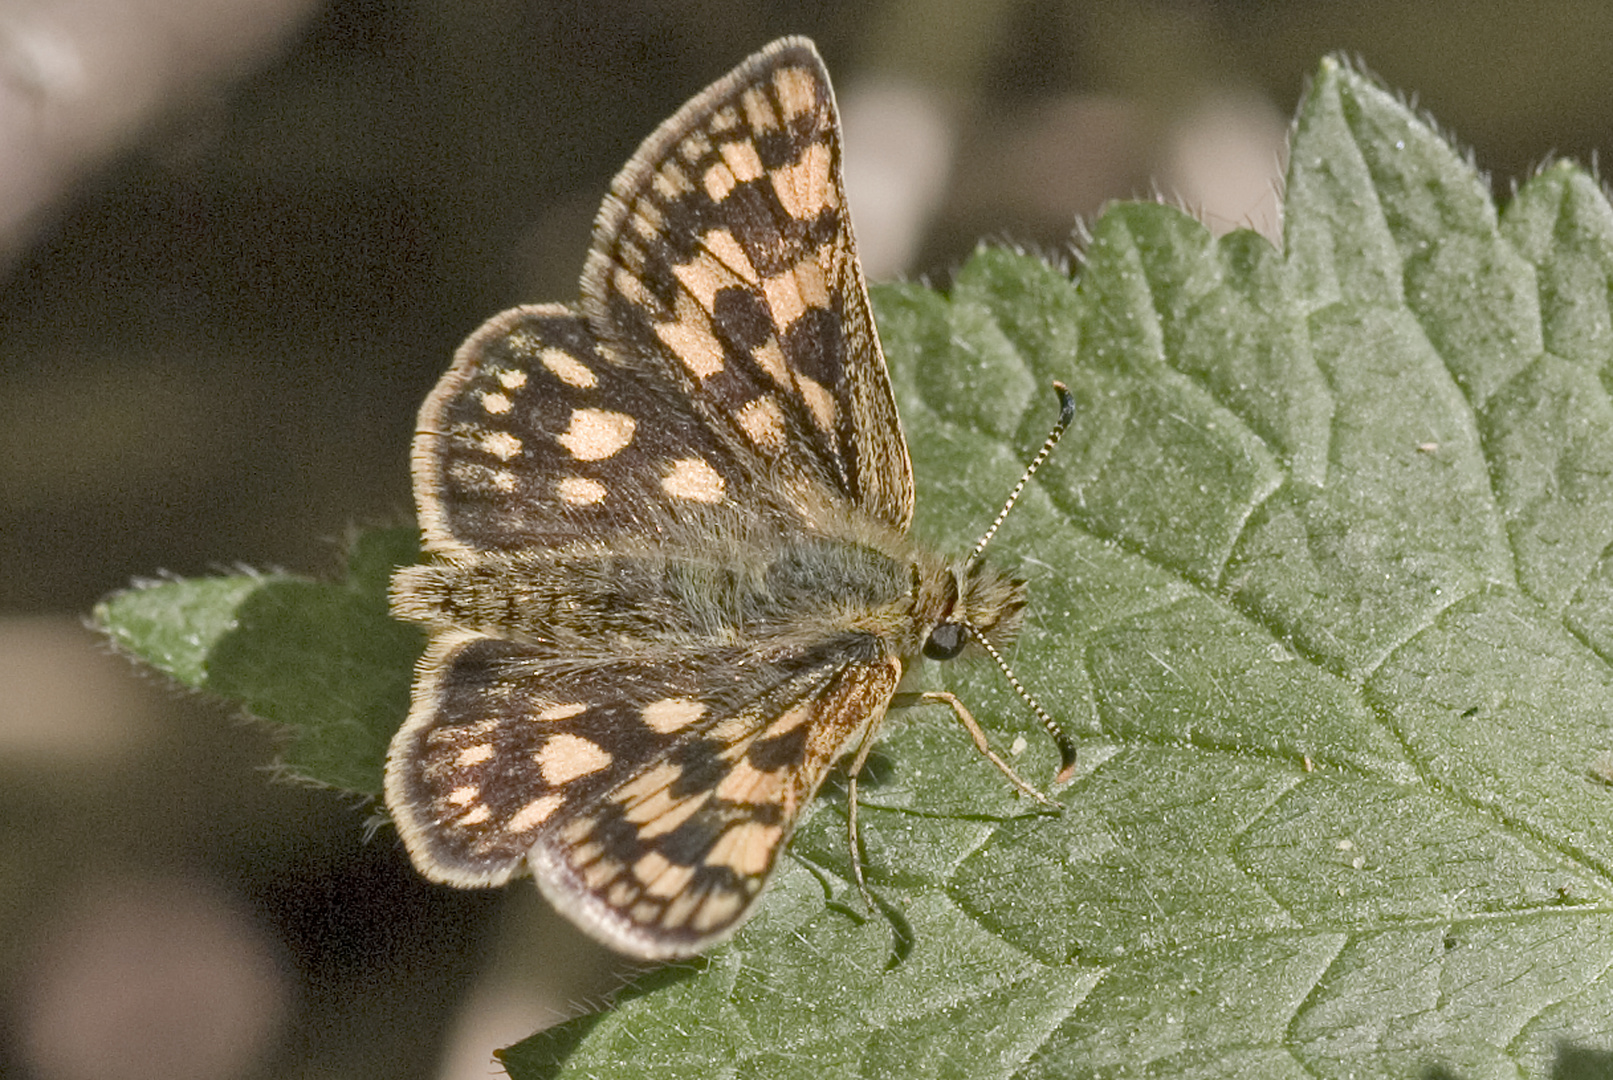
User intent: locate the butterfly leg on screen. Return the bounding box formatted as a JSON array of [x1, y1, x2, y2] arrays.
[[889, 691, 1060, 808], [844, 712, 887, 911]]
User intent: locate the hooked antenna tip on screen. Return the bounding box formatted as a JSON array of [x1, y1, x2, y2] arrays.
[[1052, 381, 1075, 427]]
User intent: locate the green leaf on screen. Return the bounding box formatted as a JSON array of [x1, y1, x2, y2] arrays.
[[94, 527, 422, 796], [94, 56, 1613, 1079], [503, 59, 1613, 1078]]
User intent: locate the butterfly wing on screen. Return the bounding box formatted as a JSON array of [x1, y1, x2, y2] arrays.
[[385, 629, 901, 958], [415, 38, 911, 559], [580, 36, 914, 532], [413, 303, 768, 554]]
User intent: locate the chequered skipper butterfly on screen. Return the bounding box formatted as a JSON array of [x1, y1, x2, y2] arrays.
[[386, 36, 1076, 959]]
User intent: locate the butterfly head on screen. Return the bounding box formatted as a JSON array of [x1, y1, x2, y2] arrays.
[[917, 557, 1026, 663], [900, 544, 1024, 664], [903, 547, 1074, 783]]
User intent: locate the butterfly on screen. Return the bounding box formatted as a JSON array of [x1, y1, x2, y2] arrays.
[[385, 35, 1075, 959]]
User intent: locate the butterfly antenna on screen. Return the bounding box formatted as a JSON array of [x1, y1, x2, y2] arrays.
[[969, 381, 1076, 562], [964, 626, 1079, 783], [961, 381, 1079, 784]]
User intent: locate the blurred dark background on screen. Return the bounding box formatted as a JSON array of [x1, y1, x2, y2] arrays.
[[3, 2, 1611, 1077]]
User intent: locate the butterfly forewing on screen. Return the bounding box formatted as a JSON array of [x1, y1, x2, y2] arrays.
[[581, 39, 914, 531]]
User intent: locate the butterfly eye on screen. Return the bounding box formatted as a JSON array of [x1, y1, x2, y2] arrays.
[[923, 622, 968, 661]]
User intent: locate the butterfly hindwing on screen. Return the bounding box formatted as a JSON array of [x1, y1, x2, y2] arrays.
[[385, 626, 902, 957]]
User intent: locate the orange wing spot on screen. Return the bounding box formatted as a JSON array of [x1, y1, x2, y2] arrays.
[[632, 850, 699, 901], [506, 792, 565, 832], [455, 743, 494, 768], [672, 250, 745, 312], [703, 160, 737, 202], [629, 789, 710, 839], [700, 228, 760, 283], [480, 391, 511, 414], [445, 785, 479, 806], [478, 431, 522, 461], [752, 337, 789, 384], [654, 293, 726, 379], [740, 85, 779, 131], [760, 698, 816, 740], [558, 816, 596, 847], [761, 268, 806, 326], [654, 160, 693, 199], [536, 733, 613, 785], [556, 476, 608, 505], [613, 761, 681, 808], [772, 66, 819, 122], [689, 890, 745, 933], [632, 850, 671, 884], [580, 855, 624, 891], [661, 888, 702, 930], [616, 236, 647, 273], [715, 757, 786, 805], [792, 248, 831, 307], [795, 374, 837, 433], [540, 347, 597, 388], [640, 697, 708, 734], [679, 130, 712, 163], [661, 457, 726, 503], [534, 702, 588, 722], [707, 711, 765, 744], [613, 266, 658, 309], [770, 141, 833, 221], [459, 804, 492, 825], [735, 395, 786, 452], [705, 821, 783, 877], [629, 202, 664, 241], [719, 139, 764, 183], [557, 408, 636, 461]]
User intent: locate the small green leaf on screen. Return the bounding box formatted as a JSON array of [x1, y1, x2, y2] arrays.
[[95, 527, 421, 796]]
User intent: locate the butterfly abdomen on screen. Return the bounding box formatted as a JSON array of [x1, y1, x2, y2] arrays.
[[393, 537, 928, 648]]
